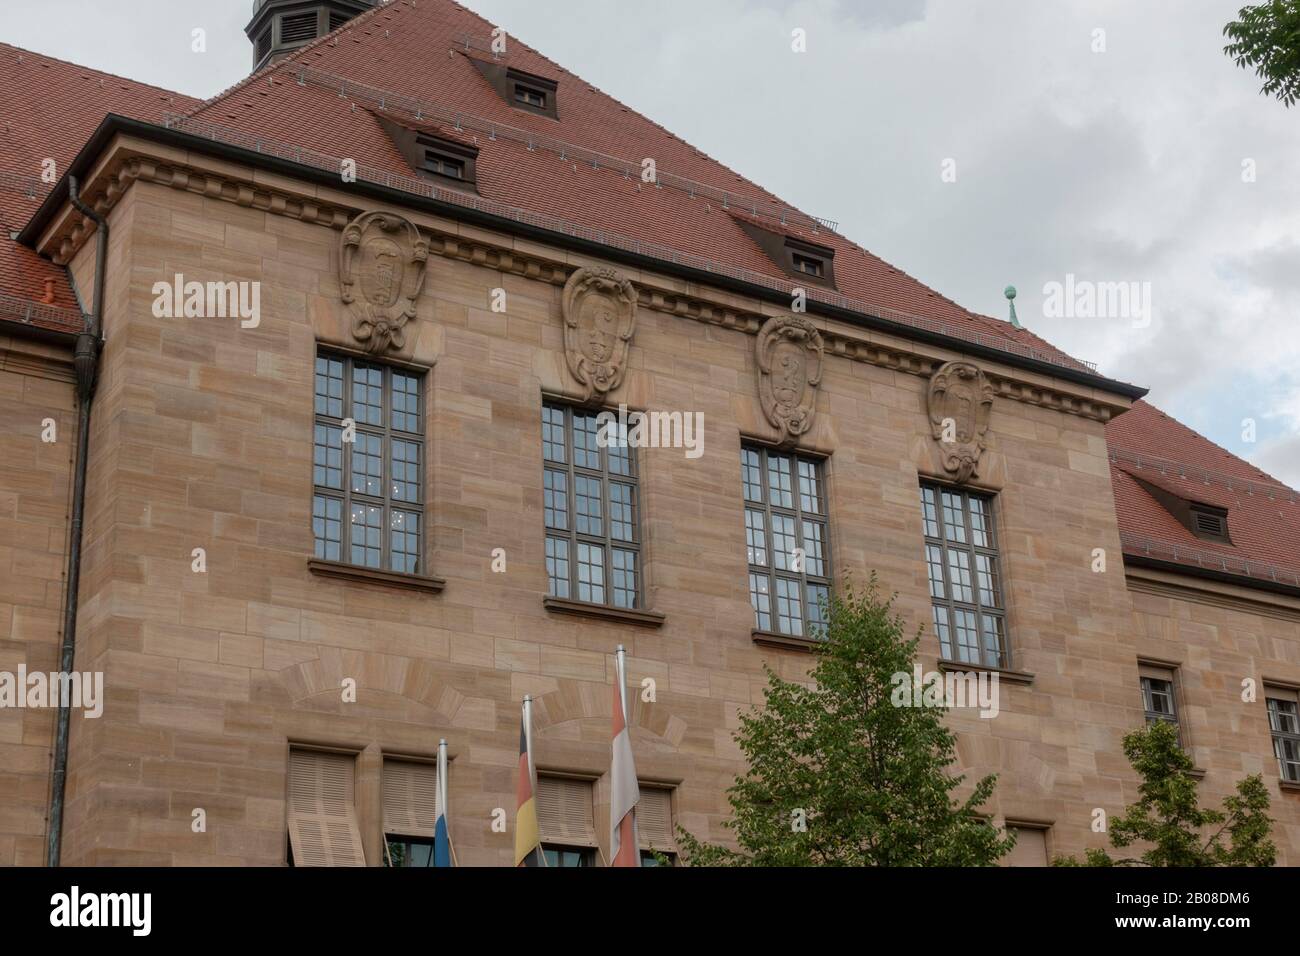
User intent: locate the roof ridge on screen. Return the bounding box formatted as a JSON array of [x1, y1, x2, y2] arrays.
[[0, 40, 193, 102]]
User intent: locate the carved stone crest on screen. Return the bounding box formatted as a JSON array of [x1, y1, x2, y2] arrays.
[[927, 361, 994, 484], [339, 211, 429, 355], [561, 266, 638, 402], [756, 315, 823, 446]]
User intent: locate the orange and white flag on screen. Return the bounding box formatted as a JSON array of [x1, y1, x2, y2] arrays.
[[610, 645, 641, 866]]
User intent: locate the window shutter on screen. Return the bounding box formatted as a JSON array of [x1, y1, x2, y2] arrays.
[[637, 787, 674, 850], [1005, 827, 1049, 867], [536, 776, 596, 847], [1139, 662, 1174, 682], [287, 750, 366, 867], [1193, 511, 1223, 536], [280, 11, 319, 44], [382, 759, 439, 838], [1267, 685, 1300, 705], [254, 29, 271, 63]]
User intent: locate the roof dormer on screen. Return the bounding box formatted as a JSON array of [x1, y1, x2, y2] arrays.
[[467, 57, 560, 120], [1130, 475, 1233, 545]]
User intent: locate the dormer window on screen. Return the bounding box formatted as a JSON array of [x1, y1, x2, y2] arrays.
[[468, 57, 560, 119], [792, 252, 825, 278], [733, 217, 837, 288], [423, 149, 465, 181], [1129, 475, 1233, 546], [1189, 505, 1230, 543], [374, 114, 480, 193], [415, 137, 477, 188], [515, 84, 547, 110]]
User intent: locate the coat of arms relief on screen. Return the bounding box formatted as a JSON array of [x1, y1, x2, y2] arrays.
[[561, 266, 638, 403], [756, 315, 824, 446], [339, 211, 430, 355], [927, 361, 994, 484]]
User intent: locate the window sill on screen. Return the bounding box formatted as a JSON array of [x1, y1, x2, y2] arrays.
[[308, 558, 446, 593], [1188, 767, 1208, 780], [937, 659, 1035, 685], [543, 597, 665, 628], [1278, 780, 1300, 793], [752, 629, 826, 652]]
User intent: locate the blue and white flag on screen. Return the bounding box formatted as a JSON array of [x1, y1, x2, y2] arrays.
[[434, 738, 453, 867]]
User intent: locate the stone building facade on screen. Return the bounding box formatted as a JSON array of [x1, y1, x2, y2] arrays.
[[0, 0, 1297, 866]]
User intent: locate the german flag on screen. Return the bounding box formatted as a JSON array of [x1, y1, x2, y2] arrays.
[[514, 699, 544, 867]]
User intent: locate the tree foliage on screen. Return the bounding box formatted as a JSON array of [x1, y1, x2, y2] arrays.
[[1055, 719, 1275, 867], [1224, 1, 1300, 107], [679, 577, 1013, 866]]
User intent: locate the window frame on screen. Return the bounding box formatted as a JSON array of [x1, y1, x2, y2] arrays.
[[640, 849, 677, 866], [514, 84, 548, 110], [743, 444, 833, 641], [1265, 686, 1300, 783], [415, 135, 478, 187], [542, 402, 643, 611], [1138, 662, 1184, 747], [505, 67, 559, 119], [313, 350, 426, 576], [791, 251, 825, 277], [921, 482, 1008, 669], [422, 149, 465, 181], [542, 845, 596, 867], [384, 836, 437, 868]]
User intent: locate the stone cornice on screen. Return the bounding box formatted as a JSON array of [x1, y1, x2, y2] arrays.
[[1126, 563, 1300, 621], [0, 335, 76, 384], [32, 135, 1129, 424]]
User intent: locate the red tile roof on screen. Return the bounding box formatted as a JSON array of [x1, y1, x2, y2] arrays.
[[1108, 401, 1300, 587], [178, 0, 1091, 370], [1, 4, 1295, 594], [0, 41, 200, 331]]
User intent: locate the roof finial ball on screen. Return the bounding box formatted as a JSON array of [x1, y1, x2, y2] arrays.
[[1004, 284, 1022, 330]]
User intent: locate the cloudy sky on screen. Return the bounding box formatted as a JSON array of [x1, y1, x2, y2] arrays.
[[5, 0, 1297, 485]]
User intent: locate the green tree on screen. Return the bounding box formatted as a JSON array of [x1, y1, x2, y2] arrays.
[[1224, 1, 1300, 107], [1056, 719, 1275, 866], [679, 577, 1013, 866]]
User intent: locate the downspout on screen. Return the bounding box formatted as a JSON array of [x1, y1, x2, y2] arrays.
[[47, 175, 105, 867]]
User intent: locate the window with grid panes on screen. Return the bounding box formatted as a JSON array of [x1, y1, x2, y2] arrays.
[[542, 404, 641, 608], [1141, 674, 1179, 726], [742, 446, 831, 639], [921, 483, 1007, 667], [1266, 687, 1300, 783], [313, 352, 424, 573]]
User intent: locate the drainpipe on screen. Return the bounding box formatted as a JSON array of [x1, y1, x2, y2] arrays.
[[47, 175, 105, 867]]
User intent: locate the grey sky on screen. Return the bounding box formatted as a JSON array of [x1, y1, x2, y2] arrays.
[[4, 0, 1297, 485]]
